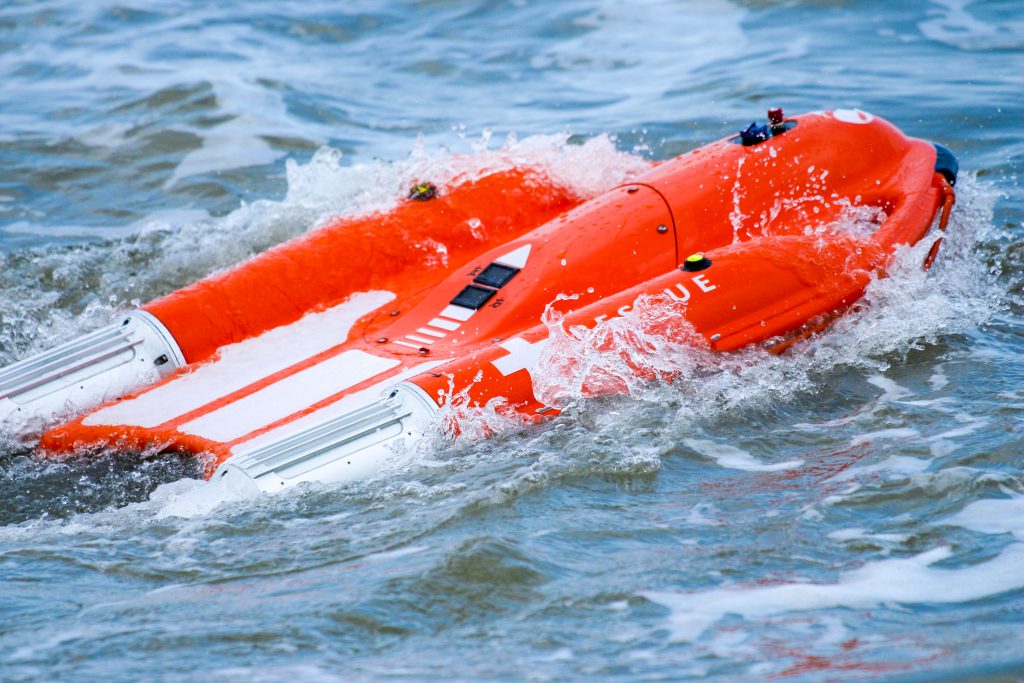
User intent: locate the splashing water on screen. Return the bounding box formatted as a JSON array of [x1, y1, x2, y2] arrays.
[[531, 174, 999, 435]]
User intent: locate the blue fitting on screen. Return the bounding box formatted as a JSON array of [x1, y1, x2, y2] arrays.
[[933, 143, 958, 186], [739, 122, 770, 146]]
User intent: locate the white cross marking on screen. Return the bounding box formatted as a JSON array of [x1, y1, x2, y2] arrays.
[[492, 337, 548, 379]]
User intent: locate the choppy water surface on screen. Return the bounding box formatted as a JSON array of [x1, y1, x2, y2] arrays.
[[2, 1, 1023, 681]]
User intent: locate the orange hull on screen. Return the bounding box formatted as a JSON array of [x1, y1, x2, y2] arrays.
[[1, 109, 955, 492]]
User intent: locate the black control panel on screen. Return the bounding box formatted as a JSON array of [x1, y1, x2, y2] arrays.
[[450, 284, 496, 310], [473, 263, 519, 288], [450, 260, 521, 310]]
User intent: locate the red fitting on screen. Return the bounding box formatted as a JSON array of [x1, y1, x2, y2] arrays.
[[768, 107, 784, 125]]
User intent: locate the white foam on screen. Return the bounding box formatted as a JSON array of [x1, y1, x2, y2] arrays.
[[149, 476, 251, 519], [827, 527, 909, 544], [683, 438, 803, 472], [685, 503, 723, 527], [926, 419, 989, 442], [1, 209, 213, 242], [928, 366, 949, 391], [918, 0, 1024, 50], [866, 374, 913, 401], [644, 543, 1024, 642], [829, 455, 930, 483], [942, 495, 1024, 542], [848, 427, 919, 447]]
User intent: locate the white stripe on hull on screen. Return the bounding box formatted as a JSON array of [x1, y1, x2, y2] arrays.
[[83, 291, 395, 428], [428, 318, 460, 331], [179, 350, 400, 442]]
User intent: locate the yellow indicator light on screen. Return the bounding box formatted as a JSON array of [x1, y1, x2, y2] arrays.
[[682, 253, 712, 272]]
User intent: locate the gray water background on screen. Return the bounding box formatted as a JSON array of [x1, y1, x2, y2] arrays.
[[1, 1, 1023, 681]]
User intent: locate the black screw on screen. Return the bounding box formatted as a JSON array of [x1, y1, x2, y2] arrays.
[[657, 225, 669, 234], [377, 337, 388, 343]]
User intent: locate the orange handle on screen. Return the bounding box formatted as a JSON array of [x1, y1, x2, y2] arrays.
[[923, 174, 956, 270]]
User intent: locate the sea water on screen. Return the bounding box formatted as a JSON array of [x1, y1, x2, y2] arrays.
[[1, 1, 1022, 681]]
